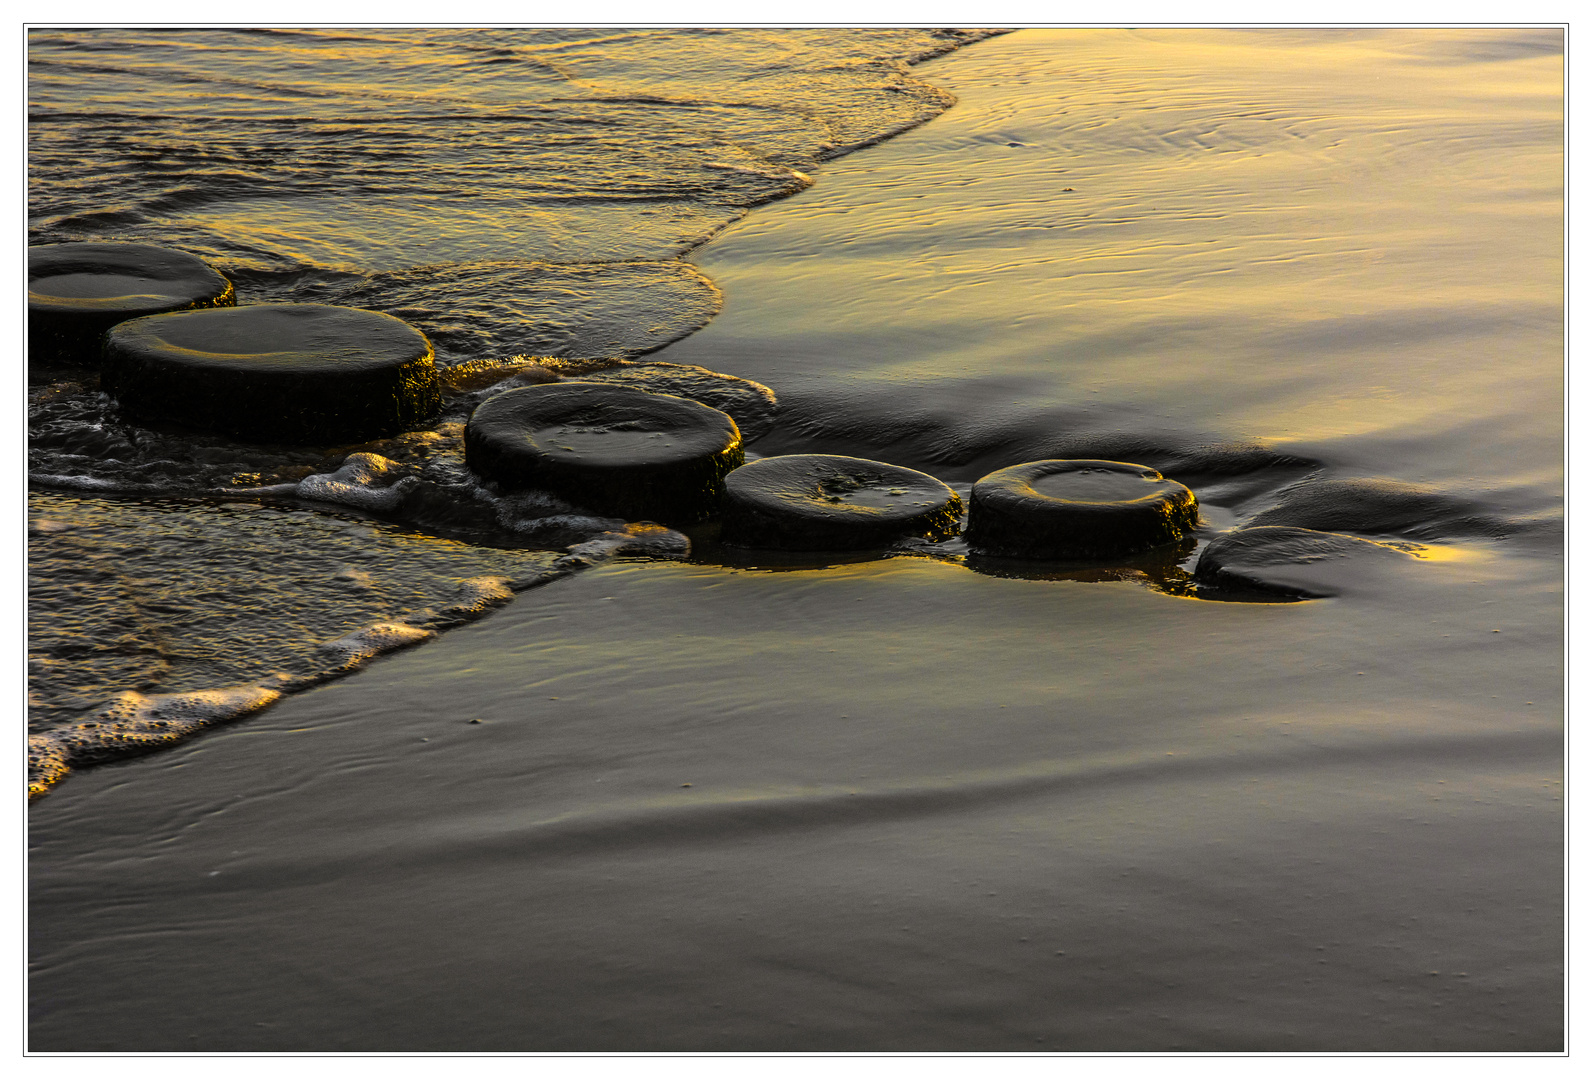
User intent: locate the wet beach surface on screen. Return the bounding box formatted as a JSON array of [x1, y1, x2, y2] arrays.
[[27, 29, 1563, 1051], [27, 552, 1562, 1052]]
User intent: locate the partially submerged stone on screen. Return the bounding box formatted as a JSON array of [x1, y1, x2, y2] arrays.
[[29, 242, 235, 365], [464, 382, 743, 525], [964, 459, 1198, 560], [102, 303, 442, 444], [720, 454, 962, 550], [1193, 525, 1411, 599]]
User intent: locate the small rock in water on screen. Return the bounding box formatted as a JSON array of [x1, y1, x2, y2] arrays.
[[1193, 525, 1412, 599]]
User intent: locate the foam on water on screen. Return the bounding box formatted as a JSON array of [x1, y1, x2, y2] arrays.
[[562, 523, 694, 566], [30, 614, 444, 796], [25, 484, 693, 796], [311, 622, 437, 675], [28, 420, 704, 796], [296, 452, 420, 512], [29, 684, 286, 797]]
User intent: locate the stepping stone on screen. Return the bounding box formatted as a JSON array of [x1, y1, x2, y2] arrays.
[[29, 242, 235, 365], [1193, 525, 1410, 599], [102, 303, 441, 444], [965, 459, 1197, 560], [720, 454, 962, 550], [465, 382, 743, 525]]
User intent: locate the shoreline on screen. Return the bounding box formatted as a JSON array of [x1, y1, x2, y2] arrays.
[[24, 30, 1009, 800]]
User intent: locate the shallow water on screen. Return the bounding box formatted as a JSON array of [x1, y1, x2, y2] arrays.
[[27, 28, 1563, 1051], [28, 550, 1563, 1051], [27, 27, 997, 787], [667, 29, 1562, 504]]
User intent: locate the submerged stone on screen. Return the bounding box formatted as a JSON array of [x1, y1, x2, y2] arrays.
[[464, 382, 743, 526], [102, 303, 442, 444], [29, 242, 235, 366], [720, 454, 962, 550], [964, 459, 1198, 560], [1193, 525, 1410, 599]]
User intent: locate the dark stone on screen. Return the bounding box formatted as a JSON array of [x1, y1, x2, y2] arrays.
[[102, 304, 441, 444], [964, 459, 1198, 560], [720, 454, 962, 551], [1193, 525, 1409, 598], [465, 382, 743, 526], [29, 242, 235, 366]]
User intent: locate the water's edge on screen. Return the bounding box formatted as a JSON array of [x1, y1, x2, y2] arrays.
[[26, 30, 1012, 799]]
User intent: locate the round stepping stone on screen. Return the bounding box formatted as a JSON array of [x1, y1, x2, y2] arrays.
[[1193, 525, 1409, 599], [29, 242, 235, 365], [102, 303, 441, 444], [964, 459, 1198, 560], [464, 382, 743, 525], [720, 454, 962, 550]]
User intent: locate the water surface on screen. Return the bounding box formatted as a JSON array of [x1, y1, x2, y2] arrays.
[[27, 28, 1563, 1052]]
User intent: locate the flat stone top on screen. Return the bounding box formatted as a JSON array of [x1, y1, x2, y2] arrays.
[[108, 304, 434, 374], [981, 460, 1186, 506], [29, 242, 230, 312], [470, 383, 740, 469], [728, 454, 955, 515]]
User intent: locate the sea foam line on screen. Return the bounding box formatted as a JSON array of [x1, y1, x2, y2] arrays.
[[27, 519, 689, 799]]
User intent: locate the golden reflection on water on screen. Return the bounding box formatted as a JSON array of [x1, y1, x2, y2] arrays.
[[696, 29, 1562, 465], [26, 31, 1566, 1050]]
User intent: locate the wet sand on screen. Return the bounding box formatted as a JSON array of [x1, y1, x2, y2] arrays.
[[25, 551, 1564, 1051], [27, 30, 1563, 1052]]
